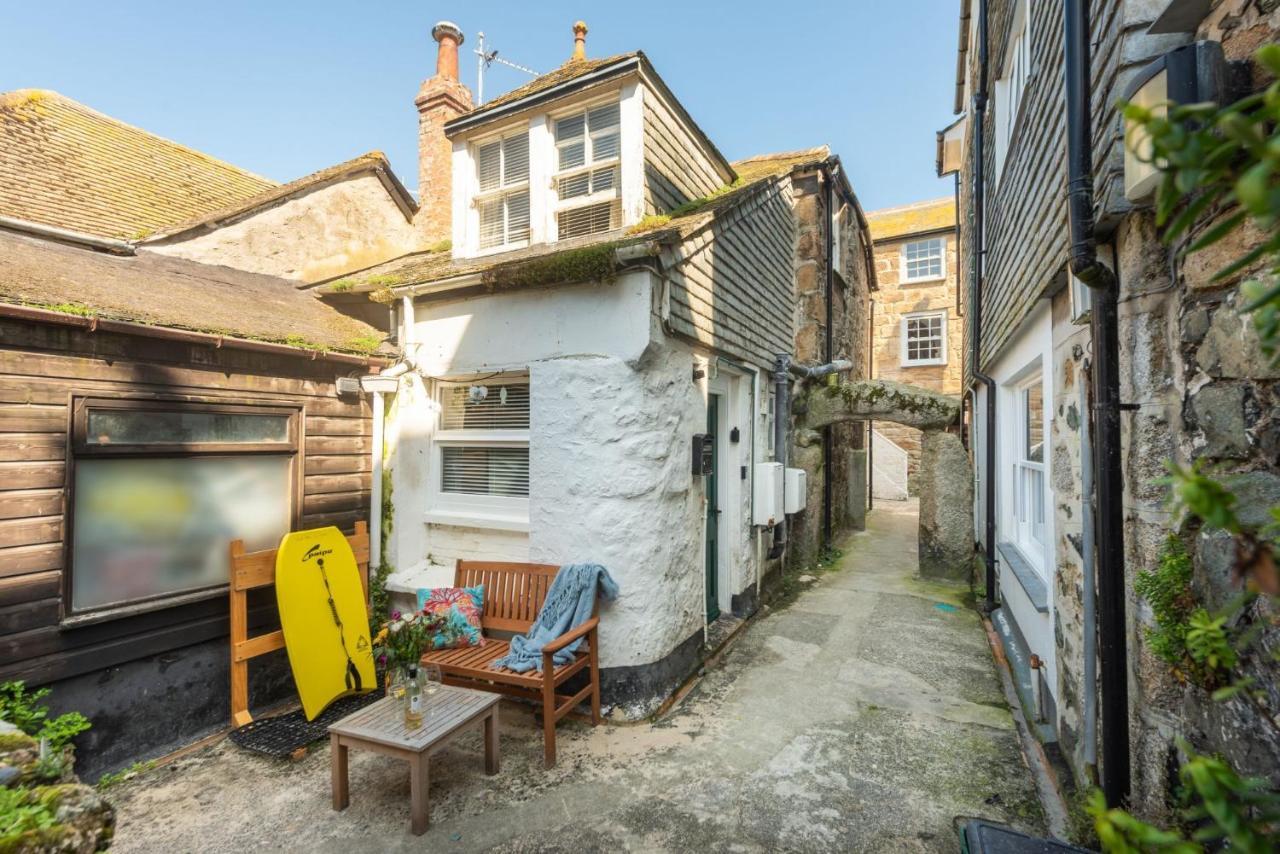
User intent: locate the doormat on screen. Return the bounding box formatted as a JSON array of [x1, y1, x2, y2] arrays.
[[229, 690, 384, 758]]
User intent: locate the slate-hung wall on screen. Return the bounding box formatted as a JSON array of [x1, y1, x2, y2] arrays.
[[0, 321, 372, 775]]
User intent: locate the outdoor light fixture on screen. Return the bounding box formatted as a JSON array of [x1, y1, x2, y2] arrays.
[[1122, 41, 1230, 201]]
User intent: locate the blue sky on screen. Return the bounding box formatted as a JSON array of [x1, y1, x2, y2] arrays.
[[3, 1, 960, 212]]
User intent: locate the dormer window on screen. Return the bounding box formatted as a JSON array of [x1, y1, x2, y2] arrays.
[[554, 102, 621, 239], [476, 132, 530, 249]]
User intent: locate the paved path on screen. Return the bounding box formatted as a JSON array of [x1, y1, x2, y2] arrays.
[[110, 501, 1043, 852]]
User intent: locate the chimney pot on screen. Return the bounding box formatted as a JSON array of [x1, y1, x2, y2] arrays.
[[572, 21, 588, 61], [432, 21, 464, 80]]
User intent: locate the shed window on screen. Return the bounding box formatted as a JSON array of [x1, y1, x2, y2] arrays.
[[68, 399, 297, 616], [554, 103, 621, 240], [432, 378, 530, 525], [901, 311, 948, 366], [476, 132, 531, 250], [902, 237, 945, 282]]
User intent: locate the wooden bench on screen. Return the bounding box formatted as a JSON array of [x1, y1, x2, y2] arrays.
[[419, 560, 602, 768]]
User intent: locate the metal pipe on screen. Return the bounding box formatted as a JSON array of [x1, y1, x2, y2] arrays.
[[971, 0, 999, 612], [823, 169, 835, 549], [0, 215, 134, 254], [0, 302, 388, 367], [369, 390, 386, 572], [1064, 0, 1128, 808], [788, 358, 854, 379], [768, 354, 790, 560]]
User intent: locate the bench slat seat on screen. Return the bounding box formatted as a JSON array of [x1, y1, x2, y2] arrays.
[[418, 560, 603, 768]]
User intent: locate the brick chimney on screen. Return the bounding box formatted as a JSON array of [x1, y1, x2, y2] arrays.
[[415, 21, 472, 247], [571, 21, 588, 61]]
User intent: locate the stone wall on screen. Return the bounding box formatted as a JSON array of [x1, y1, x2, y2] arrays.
[[145, 173, 418, 282], [787, 170, 871, 571], [868, 218, 962, 495]]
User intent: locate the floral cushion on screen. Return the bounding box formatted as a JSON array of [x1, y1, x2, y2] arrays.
[[416, 585, 485, 650]]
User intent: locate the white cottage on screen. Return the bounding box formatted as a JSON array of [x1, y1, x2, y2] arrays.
[[319, 21, 875, 715]]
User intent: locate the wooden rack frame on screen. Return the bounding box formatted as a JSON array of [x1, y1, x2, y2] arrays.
[[228, 522, 369, 728]]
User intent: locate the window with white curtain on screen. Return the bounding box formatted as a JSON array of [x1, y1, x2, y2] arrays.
[[431, 377, 530, 524], [554, 102, 621, 240], [475, 132, 530, 250]]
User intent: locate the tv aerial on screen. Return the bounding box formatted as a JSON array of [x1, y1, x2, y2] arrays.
[[475, 32, 538, 104]]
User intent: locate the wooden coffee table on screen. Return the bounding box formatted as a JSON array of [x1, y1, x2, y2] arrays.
[[327, 685, 500, 835]]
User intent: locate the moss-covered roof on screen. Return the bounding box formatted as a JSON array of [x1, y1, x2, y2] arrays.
[[0, 228, 386, 355], [314, 146, 833, 298], [865, 197, 956, 242], [0, 90, 277, 240], [144, 151, 416, 241]]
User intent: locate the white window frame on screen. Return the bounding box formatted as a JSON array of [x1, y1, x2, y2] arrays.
[[471, 128, 531, 254], [901, 310, 948, 367], [1010, 369, 1047, 571], [901, 236, 947, 283], [426, 375, 530, 532], [551, 98, 622, 240], [831, 202, 848, 281], [993, 0, 1032, 183]]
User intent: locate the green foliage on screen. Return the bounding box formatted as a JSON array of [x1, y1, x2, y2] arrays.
[[343, 333, 383, 354], [426, 238, 452, 254], [34, 301, 96, 318], [1135, 534, 1197, 667], [0, 682, 90, 750], [1160, 462, 1241, 534], [1185, 609, 1236, 677], [328, 279, 355, 292], [368, 560, 392, 640], [483, 242, 621, 291], [1086, 741, 1280, 853], [0, 787, 58, 842], [1122, 44, 1280, 362], [95, 759, 155, 791]]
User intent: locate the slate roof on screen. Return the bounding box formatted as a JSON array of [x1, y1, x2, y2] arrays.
[[0, 89, 277, 240], [450, 53, 640, 126], [143, 151, 416, 242], [0, 228, 384, 355], [313, 146, 834, 297], [865, 197, 957, 242]]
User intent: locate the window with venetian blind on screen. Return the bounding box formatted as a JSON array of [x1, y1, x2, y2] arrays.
[[432, 378, 530, 522], [554, 102, 621, 240], [476, 133, 531, 250]]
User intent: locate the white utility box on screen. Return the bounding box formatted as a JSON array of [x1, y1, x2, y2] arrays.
[[752, 462, 784, 527], [784, 467, 807, 514]]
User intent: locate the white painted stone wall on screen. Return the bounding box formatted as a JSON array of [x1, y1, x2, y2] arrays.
[[144, 173, 418, 282]]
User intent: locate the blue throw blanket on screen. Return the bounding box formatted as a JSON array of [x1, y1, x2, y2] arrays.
[[492, 564, 618, 673]]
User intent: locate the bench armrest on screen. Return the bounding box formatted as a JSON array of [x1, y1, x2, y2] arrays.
[[542, 617, 599, 656]]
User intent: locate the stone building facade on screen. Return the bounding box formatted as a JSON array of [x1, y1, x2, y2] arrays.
[[945, 0, 1280, 820], [865, 198, 962, 497]]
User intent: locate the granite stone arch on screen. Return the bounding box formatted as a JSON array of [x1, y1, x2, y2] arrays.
[[801, 380, 972, 580]]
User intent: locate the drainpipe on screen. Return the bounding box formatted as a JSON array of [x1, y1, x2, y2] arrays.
[[361, 362, 412, 574], [867, 297, 875, 513], [971, 0, 999, 612], [1064, 0, 1128, 808], [768, 354, 790, 559]]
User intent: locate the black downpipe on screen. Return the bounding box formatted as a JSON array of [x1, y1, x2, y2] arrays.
[[822, 170, 835, 548], [972, 0, 998, 611], [1064, 0, 1129, 809]]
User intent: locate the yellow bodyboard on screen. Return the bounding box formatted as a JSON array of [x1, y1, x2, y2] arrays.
[[274, 527, 376, 720]]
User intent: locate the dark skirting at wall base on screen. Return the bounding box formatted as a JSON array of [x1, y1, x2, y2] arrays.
[[598, 629, 704, 716], [44, 636, 296, 781], [730, 585, 760, 619]]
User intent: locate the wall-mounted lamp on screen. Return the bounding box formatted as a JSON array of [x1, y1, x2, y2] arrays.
[[1123, 41, 1231, 202]]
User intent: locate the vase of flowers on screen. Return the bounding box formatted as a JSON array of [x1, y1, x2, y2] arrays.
[[372, 609, 449, 723]]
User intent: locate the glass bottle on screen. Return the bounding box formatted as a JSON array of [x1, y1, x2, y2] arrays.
[[404, 664, 423, 728]]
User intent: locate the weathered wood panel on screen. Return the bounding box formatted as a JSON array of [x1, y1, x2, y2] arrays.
[[642, 83, 728, 216], [0, 319, 373, 686]]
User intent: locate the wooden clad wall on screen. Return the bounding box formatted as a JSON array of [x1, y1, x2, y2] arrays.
[[0, 319, 372, 687], [660, 178, 797, 370], [642, 84, 728, 216], [963, 0, 1156, 377]]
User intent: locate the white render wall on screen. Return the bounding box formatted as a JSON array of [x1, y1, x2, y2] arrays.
[[382, 269, 766, 689]]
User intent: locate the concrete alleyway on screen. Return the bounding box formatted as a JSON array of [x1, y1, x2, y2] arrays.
[[109, 501, 1044, 852]]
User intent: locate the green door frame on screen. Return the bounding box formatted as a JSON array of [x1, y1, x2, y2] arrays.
[[705, 393, 720, 622]]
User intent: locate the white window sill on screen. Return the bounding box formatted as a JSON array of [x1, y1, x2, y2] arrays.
[[901, 274, 947, 285], [903, 359, 948, 368], [425, 509, 530, 533]]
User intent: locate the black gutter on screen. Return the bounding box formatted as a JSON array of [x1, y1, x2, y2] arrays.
[[1064, 0, 1129, 809], [972, 0, 999, 612]]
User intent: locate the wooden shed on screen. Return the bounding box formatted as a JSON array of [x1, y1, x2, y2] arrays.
[[0, 228, 387, 775]]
